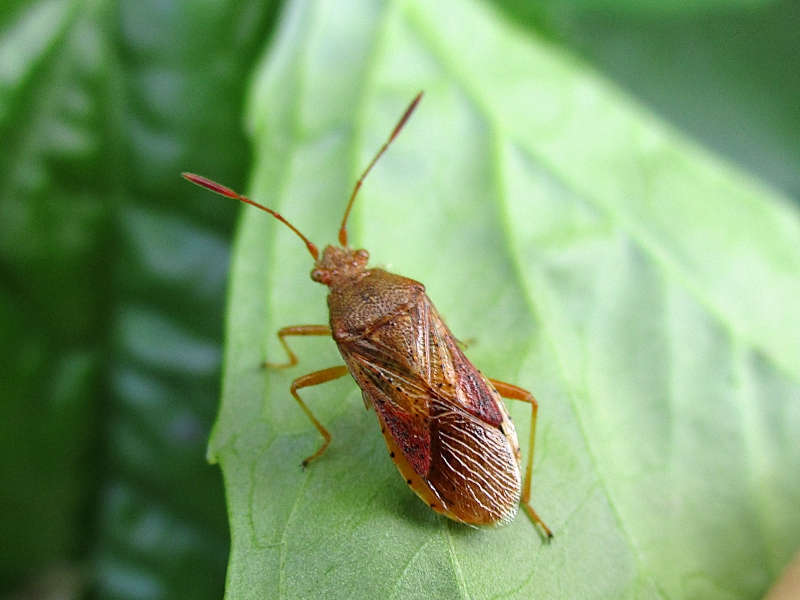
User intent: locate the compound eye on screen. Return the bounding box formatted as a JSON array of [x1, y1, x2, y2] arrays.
[[355, 249, 369, 260], [311, 268, 327, 283]]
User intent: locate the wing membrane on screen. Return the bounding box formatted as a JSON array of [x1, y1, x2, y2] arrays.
[[428, 398, 520, 525]]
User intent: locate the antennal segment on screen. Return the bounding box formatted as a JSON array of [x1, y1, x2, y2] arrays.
[[182, 172, 319, 261], [338, 91, 423, 247]]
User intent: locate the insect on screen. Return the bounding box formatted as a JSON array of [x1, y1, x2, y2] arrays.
[[183, 92, 552, 538]]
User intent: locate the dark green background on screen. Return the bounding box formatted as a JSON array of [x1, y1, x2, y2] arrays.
[[1, 0, 797, 597]]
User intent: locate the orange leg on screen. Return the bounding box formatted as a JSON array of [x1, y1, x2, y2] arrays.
[[263, 324, 331, 368], [291, 366, 349, 467], [490, 378, 553, 539]]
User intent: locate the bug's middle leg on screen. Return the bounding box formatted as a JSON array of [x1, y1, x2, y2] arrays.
[[291, 365, 349, 467], [490, 378, 553, 539], [263, 324, 331, 368]]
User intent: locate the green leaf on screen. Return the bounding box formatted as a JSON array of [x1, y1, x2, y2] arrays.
[[0, 0, 276, 596], [0, 0, 109, 583], [212, 0, 800, 598], [522, 0, 800, 201]]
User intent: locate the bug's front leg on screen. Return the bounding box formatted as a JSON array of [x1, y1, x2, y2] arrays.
[[489, 378, 553, 539], [291, 365, 349, 467], [263, 324, 331, 368]]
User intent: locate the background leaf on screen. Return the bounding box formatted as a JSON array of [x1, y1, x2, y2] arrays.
[[212, 0, 800, 598], [0, 0, 111, 584], [0, 0, 276, 597]]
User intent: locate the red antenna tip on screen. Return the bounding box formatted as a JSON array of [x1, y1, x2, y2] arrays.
[[182, 172, 239, 199], [389, 92, 423, 143], [182, 172, 320, 262]]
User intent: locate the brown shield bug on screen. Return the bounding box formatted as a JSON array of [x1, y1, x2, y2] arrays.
[[183, 92, 552, 538]]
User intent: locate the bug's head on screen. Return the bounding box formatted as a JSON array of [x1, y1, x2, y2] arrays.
[[311, 246, 369, 286]]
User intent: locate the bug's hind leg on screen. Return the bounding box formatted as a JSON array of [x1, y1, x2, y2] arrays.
[[489, 378, 553, 540], [291, 365, 349, 467], [262, 324, 331, 368]]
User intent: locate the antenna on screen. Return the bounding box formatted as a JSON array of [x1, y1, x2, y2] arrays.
[[182, 172, 319, 261], [338, 92, 423, 247]]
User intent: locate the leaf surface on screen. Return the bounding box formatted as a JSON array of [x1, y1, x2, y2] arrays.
[[211, 1, 800, 599]]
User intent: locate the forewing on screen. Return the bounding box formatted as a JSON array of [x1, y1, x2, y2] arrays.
[[427, 398, 521, 525], [337, 290, 511, 509], [344, 351, 433, 475], [336, 293, 457, 476]]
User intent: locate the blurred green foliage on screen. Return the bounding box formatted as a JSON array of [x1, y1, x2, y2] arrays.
[[0, 1, 277, 597], [0, 0, 797, 598]]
